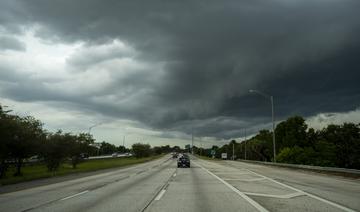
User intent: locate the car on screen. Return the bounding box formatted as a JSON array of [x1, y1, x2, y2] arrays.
[[111, 153, 119, 157], [172, 153, 178, 159], [27, 155, 44, 163], [177, 154, 190, 168], [80, 153, 89, 159]]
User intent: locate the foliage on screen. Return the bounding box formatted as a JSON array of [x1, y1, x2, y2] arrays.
[[0, 106, 45, 176], [275, 116, 308, 151], [132, 143, 152, 158], [99, 141, 117, 155], [41, 131, 71, 172], [276, 146, 317, 165], [203, 115, 360, 169]]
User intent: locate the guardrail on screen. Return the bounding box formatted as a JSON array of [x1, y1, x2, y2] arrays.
[[235, 159, 360, 177], [87, 153, 133, 160]]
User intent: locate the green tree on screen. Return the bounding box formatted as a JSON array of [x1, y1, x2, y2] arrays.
[[0, 105, 13, 178], [99, 141, 117, 155], [132, 143, 151, 158], [276, 146, 317, 165], [42, 131, 71, 173], [275, 116, 308, 152], [7, 116, 44, 176], [319, 123, 360, 169]]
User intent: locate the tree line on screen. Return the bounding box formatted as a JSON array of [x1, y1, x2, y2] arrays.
[[196, 116, 360, 169], [0, 105, 181, 178]]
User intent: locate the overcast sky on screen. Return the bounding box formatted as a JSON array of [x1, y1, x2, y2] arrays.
[[1, 0, 359, 148]]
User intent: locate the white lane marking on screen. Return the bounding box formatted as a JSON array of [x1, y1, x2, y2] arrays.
[[194, 162, 269, 212], [154, 189, 167, 201], [244, 192, 305, 199], [60, 190, 89, 201], [244, 168, 356, 212], [173, 173, 177, 177], [223, 177, 266, 182], [214, 172, 249, 175]]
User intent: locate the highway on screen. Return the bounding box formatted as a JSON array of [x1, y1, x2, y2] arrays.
[[0, 155, 359, 212]]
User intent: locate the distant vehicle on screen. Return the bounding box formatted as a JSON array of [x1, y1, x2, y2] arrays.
[[80, 153, 89, 159], [177, 154, 190, 168], [26, 155, 43, 163], [172, 153, 178, 159], [111, 153, 119, 157], [221, 153, 227, 160]]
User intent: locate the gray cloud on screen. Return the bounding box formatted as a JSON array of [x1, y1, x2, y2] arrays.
[[0, 36, 26, 51], [1, 0, 360, 139]]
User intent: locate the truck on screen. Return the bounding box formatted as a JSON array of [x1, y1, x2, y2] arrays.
[[221, 153, 227, 160]]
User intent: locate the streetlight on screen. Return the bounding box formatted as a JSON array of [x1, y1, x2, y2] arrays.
[[88, 122, 103, 134], [191, 126, 194, 154], [88, 123, 103, 156], [249, 89, 276, 162], [244, 128, 247, 160]]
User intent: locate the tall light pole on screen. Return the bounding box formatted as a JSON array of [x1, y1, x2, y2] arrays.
[[249, 89, 276, 162], [191, 127, 194, 154], [88, 123, 103, 156], [200, 137, 203, 156], [232, 142, 235, 160], [88, 122, 103, 134], [244, 128, 247, 160]]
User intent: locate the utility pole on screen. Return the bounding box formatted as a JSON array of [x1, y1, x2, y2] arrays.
[[123, 135, 126, 152], [191, 127, 194, 154], [271, 96, 276, 162], [244, 128, 247, 160], [249, 90, 276, 162], [232, 142, 235, 160], [200, 137, 202, 156]]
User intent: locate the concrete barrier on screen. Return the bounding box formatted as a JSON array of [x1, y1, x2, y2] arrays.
[[236, 159, 360, 177]]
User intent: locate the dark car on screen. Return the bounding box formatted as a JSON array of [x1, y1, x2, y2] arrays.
[[177, 154, 190, 168]]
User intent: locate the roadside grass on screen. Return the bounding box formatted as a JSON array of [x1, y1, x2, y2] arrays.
[[0, 154, 164, 185]]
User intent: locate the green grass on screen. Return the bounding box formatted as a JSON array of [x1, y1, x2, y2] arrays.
[[0, 155, 164, 185]]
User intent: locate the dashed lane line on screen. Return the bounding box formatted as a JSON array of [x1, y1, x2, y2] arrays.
[[154, 189, 167, 201], [59, 190, 89, 201]]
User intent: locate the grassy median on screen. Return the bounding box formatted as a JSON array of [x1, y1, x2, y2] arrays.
[[0, 155, 164, 185]]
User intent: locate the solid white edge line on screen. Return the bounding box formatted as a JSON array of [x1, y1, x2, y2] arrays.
[[222, 177, 265, 182], [60, 190, 89, 201], [243, 168, 356, 212], [154, 189, 167, 201], [243, 192, 305, 199], [194, 161, 269, 212]]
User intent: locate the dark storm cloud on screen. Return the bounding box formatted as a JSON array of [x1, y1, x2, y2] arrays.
[[0, 36, 26, 51], [1, 0, 360, 139]]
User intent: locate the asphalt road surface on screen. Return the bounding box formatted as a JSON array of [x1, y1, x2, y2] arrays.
[[0, 155, 359, 212]]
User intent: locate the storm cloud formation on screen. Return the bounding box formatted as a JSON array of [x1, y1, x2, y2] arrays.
[[0, 0, 360, 139]]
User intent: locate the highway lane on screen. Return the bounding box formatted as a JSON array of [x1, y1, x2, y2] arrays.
[[0, 156, 175, 212], [194, 158, 360, 212], [222, 159, 360, 211], [0, 155, 359, 212]]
